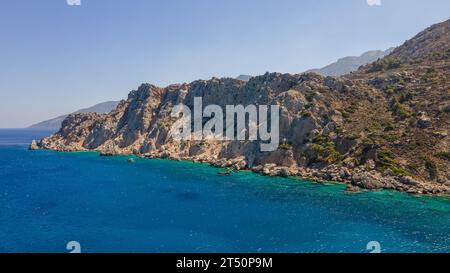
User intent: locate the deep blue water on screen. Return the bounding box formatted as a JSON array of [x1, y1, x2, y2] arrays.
[[0, 129, 449, 253]]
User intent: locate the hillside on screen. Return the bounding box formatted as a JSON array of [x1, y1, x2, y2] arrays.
[[36, 20, 450, 195]]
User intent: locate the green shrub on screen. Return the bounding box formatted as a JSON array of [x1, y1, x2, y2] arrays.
[[279, 143, 293, 150], [309, 137, 342, 164], [347, 133, 360, 140], [376, 148, 395, 169], [376, 148, 413, 176], [384, 85, 396, 95], [341, 111, 350, 119], [344, 102, 359, 114], [436, 152, 450, 161], [398, 90, 415, 103], [382, 121, 396, 131], [391, 166, 412, 177], [301, 111, 312, 118], [380, 133, 399, 142], [390, 97, 412, 119], [368, 57, 402, 72]]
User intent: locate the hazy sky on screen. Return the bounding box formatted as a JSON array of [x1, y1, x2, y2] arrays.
[[0, 0, 449, 127]]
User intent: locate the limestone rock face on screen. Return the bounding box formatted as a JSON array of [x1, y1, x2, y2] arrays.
[[41, 73, 350, 166]]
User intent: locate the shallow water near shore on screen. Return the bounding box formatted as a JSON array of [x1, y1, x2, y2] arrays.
[[0, 129, 449, 253]]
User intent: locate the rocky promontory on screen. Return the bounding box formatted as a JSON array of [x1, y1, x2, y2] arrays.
[[36, 20, 450, 195]]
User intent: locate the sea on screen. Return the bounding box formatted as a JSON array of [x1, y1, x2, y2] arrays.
[[0, 129, 449, 253]]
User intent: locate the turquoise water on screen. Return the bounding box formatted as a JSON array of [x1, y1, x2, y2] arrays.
[[0, 129, 449, 253]]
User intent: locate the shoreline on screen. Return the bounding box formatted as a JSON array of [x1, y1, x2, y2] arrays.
[[31, 145, 450, 198]]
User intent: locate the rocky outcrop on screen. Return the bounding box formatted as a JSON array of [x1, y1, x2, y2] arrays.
[[29, 140, 39, 150]]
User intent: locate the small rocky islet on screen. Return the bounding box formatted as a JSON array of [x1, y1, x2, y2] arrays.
[[32, 20, 450, 196]]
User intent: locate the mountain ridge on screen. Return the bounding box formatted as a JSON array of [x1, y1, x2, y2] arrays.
[[29, 101, 120, 130], [307, 48, 394, 76]]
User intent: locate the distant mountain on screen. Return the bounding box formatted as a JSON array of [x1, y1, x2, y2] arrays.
[[308, 48, 395, 76], [29, 101, 120, 130], [236, 75, 253, 81]]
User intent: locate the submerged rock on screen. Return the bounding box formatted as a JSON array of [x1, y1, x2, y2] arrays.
[[345, 184, 360, 193]]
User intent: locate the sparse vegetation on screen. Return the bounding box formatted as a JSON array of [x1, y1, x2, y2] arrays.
[[380, 133, 399, 143], [346, 133, 360, 140], [341, 111, 350, 120], [376, 148, 395, 169], [344, 102, 358, 114], [397, 90, 415, 103], [436, 152, 450, 161], [301, 111, 312, 118], [382, 121, 396, 131], [424, 158, 438, 179], [368, 56, 402, 72], [279, 143, 293, 150], [391, 166, 412, 177], [390, 97, 412, 119], [375, 148, 412, 176], [309, 135, 342, 164], [305, 90, 316, 102]]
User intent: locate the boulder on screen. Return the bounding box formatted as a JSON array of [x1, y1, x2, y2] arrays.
[[251, 165, 263, 173], [417, 111, 432, 128], [277, 167, 291, 178], [351, 172, 385, 190], [399, 176, 420, 186], [345, 184, 360, 193]]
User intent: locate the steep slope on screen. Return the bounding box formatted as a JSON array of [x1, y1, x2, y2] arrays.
[[29, 101, 120, 130], [37, 20, 450, 195], [307, 48, 394, 76], [348, 19, 450, 192]]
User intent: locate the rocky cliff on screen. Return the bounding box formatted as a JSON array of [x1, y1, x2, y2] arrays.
[[37, 20, 450, 195]]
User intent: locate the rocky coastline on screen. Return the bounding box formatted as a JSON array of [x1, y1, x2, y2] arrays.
[[32, 20, 450, 196], [31, 142, 450, 196]]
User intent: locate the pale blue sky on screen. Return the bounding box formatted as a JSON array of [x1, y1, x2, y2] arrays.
[[0, 0, 449, 127]]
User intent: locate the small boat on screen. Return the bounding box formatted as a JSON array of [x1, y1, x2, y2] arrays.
[[217, 171, 232, 176]]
